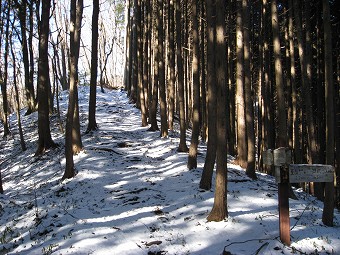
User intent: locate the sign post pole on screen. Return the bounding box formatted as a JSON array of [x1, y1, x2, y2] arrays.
[[262, 149, 334, 247], [273, 147, 291, 246], [263, 148, 291, 245], [278, 180, 290, 246]]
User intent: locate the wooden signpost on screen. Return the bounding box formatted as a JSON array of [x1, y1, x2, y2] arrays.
[[262, 148, 334, 246], [289, 164, 334, 183]]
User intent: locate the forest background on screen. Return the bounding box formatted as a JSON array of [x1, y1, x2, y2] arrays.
[[0, 0, 340, 245]]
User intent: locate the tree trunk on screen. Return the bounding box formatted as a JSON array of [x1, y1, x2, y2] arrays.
[[322, 0, 334, 227], [227, 2, 236, 156], [86, 0, 100, 133], [72, 1, 84, 154], [207, 0, 228, 222], [51, 43, 64, 133], [11, 34, 26, 151], [243, 0, 256, 179], [293, 1, 318, 164], [139, 1, 149, 127], [257, 0, 264, 171], [199, 0, 216, 190], [63, 0, 84, 179], [288, 0, 301, 165], [124, 0, 131, 92], [176, 1, 188, 152], [236, 0, 247, 169], [187, 0, 200, 170], [27, 2, 37, 103], [148, 0, 159, 132], [142, 0, 151, 125], [167, 0, 175, 131], [134, 0, 147, 126], [1, 1, 11, 138], [316, 8, 326, 167], [36, 0, 56, 155], [17, 0, 36, 115], [158, 0, 168, 137], [60, 39, 69, 91], [127, 1, 134, 97], [200, 1, 207, 143], [261, 0, 275, 175], [72, 88, 83, 154], [130, 0, 138, 103]]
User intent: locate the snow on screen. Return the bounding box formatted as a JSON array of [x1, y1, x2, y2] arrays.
[[1, 86, 339, 255]]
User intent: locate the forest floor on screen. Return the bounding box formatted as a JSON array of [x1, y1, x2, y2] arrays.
[[1, 86, 340, 255]]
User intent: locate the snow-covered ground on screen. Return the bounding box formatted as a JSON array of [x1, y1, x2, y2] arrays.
[[1, 86, 339, 255]]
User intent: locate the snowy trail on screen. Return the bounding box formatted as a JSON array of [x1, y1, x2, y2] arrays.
[[1, 87, 340, 255]]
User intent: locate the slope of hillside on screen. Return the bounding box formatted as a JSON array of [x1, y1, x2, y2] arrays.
[[1, 86, 339, 255]]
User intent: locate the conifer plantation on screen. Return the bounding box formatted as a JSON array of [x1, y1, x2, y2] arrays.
[[0, 0, 340, 254]]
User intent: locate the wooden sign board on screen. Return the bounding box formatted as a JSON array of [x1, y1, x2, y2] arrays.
[[262, 150, 273, 165], [273, 147, 292, 166], [289, 164, 334, 183]]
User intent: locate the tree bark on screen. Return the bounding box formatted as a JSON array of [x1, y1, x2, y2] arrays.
[[158, 0, 168, 137], [130, 0, 138, 103], [288, 0, 301, 165], [124, 0, 131, 92], [200, 1, 207, 143], [63, 0, 84, 179], [167, 0, 175, 131], [236, 0, 247, 169], [134, 0, 147, 126], [72, 0, 84, 154], [1, 1, 11, 138], [142, 0, 151, 124], [227, 2, 236, 156], [16, 0, 36, 115], [322, 0, 334, 227], [36, 0, 56, 155], [148, 0, 159, 132], [187, 0, 200, 170], [293, 1, 318, 165], [199, 0, 216, 190], [176, 1, 188, 152], [207, 0, 228, 222], [243, 0, 256, 179], [11, 34, 26, 151], [86, 0, 100, 133]]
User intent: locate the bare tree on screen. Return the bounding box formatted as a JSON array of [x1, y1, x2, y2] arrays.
[[176, 1, 188, 152], [14, 0, 36, 115], [10, 32, 26, 151], [187, 0, 200, 170], [322, 0, 335, 227], [86, 0, 100, 133], [36, 0, 57, 155], [199, 0, 216, 190], [207, 0, 228, 222], [167, 0, 175, 131], [63, 0, 84, 179], [158, 0, 168, 138], [243, 0, 256, 179], [235, 0, 247, 169], [148, 0, 160, 132], [1, 0, 11, 138]]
